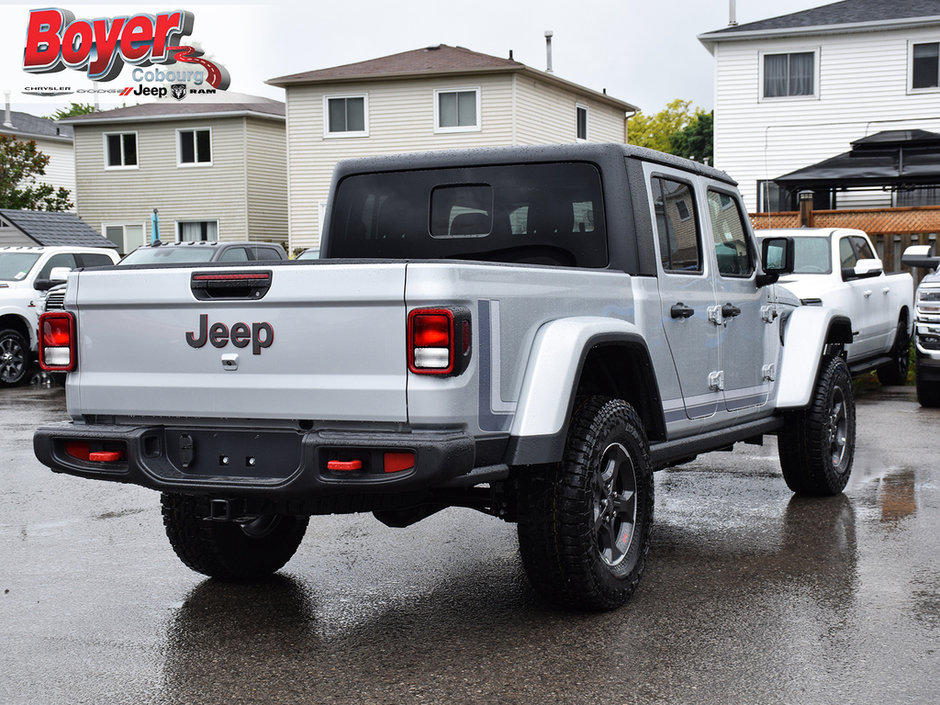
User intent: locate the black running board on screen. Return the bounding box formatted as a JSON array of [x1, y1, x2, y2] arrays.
[[649, 416, 785, 470]]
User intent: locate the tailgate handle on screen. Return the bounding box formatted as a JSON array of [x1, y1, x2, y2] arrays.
[[191, 271, 272, 300]]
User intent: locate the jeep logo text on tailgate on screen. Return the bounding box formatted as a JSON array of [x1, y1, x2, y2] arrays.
[[186, 314, 274, 355]]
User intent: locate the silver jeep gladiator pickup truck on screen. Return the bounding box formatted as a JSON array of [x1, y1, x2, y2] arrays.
[[34, 144, 856, 611]]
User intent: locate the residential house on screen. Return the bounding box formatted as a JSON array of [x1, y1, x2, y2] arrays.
[[0, 208, 114, 248], [267, 44, 638, 249], [1, 99, 75, 206], [699, 0, 940, 212], [60, 96, 287, 253]]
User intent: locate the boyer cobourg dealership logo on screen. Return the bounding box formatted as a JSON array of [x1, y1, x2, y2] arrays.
[[22, 8, 231, 91]]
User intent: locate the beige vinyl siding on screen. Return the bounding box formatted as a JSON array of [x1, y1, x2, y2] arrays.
[[286, 75, 515, 249], [714, 27, 940, 210], [73, 117, 251, 243], [285, 74, 627, 248], [514, 77, 626, 144], [245, 117, 288, 244]]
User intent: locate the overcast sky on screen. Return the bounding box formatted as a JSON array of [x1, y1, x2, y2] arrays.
[[2, 0, 826, 118]]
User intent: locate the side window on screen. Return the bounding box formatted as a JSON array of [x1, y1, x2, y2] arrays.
[[839, 237, 857, 269], [37, 253, 77, 279], [652, 177, 702, 273], [851, 236, 875, 261], [218, 247, 249, 262], [250, 247, 283, 261], [707, 190, 754, 277], [78, 253, 115, 268]]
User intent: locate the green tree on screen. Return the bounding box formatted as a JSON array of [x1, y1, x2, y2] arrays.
[[0, 134, 73, 211], [47, 103, 96, 121], [627, 99, 713, 164], [669, 110, 713, 164]]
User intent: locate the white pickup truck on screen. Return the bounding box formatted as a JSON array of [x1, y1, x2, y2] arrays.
[[0, 246, 119, 386], [757, 228, 913, 384], [901, 245, 940, 406]]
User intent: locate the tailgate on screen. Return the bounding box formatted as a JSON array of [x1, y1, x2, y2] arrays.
[[67, 263, 408, 422]]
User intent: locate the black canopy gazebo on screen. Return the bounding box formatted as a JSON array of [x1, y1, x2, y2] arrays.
[[773, 130, 940, 209]]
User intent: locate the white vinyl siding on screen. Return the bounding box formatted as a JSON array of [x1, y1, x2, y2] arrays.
[[713, 27, 940, 210], [73, 116, 286, 245]]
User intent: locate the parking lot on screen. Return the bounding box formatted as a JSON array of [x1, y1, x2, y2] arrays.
[[1, 383, 938, 705]]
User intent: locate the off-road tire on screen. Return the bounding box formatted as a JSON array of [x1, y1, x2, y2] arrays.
[[517, 396, 654, 612], [877, 318, 910, 386], [0, 329, 30, 387], [161, 493, 308, 580], [778, 356, 856, 496], [915, 365, 940, 407]]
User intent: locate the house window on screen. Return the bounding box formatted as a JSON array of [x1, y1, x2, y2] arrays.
[[912, 42, 939, 90], [178, 221, 218, 242], [104, 223, 146, 254], [576, 105, 588, 140], [325, 95, 368, 136], [104, 132, 137, 168], [435, 88, 480, 132], [178, 128, 211, 165], [762, 51, 815, 98]]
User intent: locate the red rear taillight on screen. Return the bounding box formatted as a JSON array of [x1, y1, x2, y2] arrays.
[[408, 308, 471, 376], [39, 312, 76, 371]]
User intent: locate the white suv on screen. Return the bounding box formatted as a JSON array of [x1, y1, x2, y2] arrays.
[[0, 246, 119, 386]]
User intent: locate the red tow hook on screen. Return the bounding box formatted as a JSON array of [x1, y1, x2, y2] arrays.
[[89, 451, 125, 462], [327, 460, 363, 471]]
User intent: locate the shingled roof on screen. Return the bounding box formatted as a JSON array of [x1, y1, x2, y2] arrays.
[[267, 44, 638, 112], [59, 94, 284, 126], [700, 0, 940, 46], [0, 209, 116, 248], [0, 111, 72, 142]]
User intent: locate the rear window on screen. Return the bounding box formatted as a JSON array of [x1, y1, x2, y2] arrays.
[[328, 162, 607, 267], [120, 247, 217, 265]]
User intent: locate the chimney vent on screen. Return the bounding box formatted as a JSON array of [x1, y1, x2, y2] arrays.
[[545, 30, 553, 73], [729, 0, 738, 26], [3, 91, 13, 129]]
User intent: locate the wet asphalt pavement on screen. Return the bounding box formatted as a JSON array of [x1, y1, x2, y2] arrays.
[[1, 384, 938, 705]]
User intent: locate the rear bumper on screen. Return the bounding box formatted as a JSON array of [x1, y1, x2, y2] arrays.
[[33, 422, 477, 499]]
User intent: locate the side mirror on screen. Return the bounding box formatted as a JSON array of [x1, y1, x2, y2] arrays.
[[758, 237, 794, 286], [33, 266, 72, 291], [901, 245, 940, 270], [855, 258, 883, 278]]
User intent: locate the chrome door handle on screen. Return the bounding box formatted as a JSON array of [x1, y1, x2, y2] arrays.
[[863, 290, 873, 298]]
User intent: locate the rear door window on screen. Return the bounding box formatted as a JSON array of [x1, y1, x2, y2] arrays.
[[651, 177, 702, 273], [707, 190, 754, 277]]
